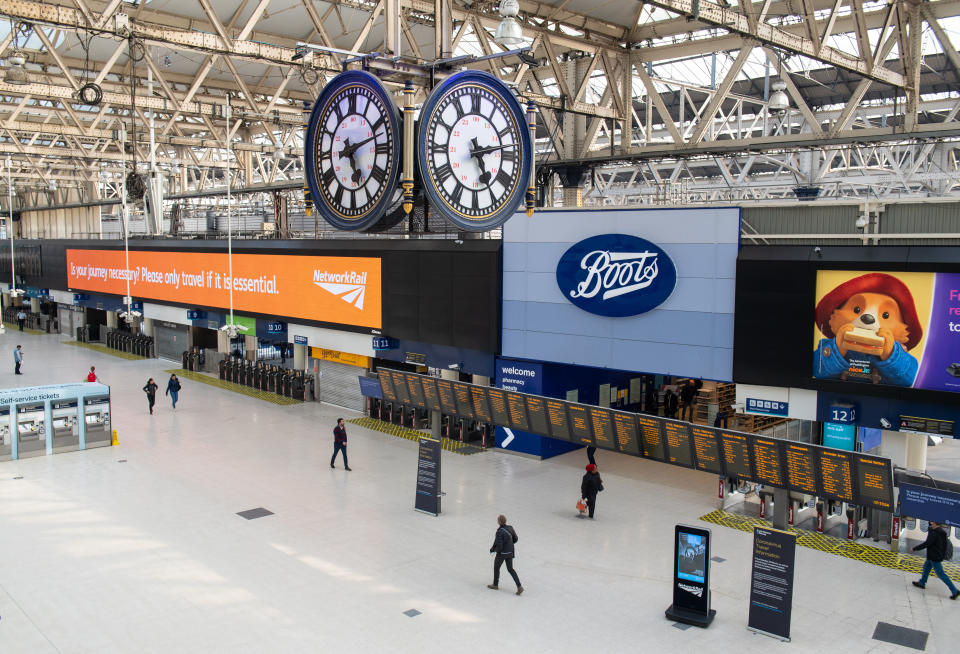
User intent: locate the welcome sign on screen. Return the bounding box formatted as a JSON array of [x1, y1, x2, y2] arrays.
[[555, 234, 677, 317]]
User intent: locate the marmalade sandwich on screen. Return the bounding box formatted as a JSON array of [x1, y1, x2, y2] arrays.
[[843, 327, 884, 354]]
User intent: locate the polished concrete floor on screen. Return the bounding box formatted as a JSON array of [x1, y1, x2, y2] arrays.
[[0, 328, 958, 653]]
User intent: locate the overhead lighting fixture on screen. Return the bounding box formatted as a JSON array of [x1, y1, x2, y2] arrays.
[[494, 0, 525, 48], [768, 79, 789, 114], [4, 51, 28, 85], [274, 148, 285, 160]]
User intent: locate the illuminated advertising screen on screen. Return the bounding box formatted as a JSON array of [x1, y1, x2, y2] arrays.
[[813, 270, 960, 393], [67, 249, 382, 329]]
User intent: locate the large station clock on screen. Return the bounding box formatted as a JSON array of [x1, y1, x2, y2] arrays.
[[417, 71, 533, 232], [305, 70, 402, 231]]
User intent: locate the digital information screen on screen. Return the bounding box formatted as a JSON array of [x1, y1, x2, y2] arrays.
[[611, 412, 641, 456], [690, 426, 724, 475], [505, 391, 530, 431], [435, 379, 458, 415], [589, 407, 616, 450], [752, 437, 785, 487], [420, 377, 443, 413], [405, 375, 427, 409], [818, 449, 855, 503], [389, 371, 411, 405], [637, 415, 666, 461], [854, 454, 894, 510], [471, 386, 492, 422], [568, 404, 594, 445], [378, 371, 397, 402], [720, 431, 755, 481], [783, 443, 819, 495], [451, 382, 476, 419], [663, 421, 694, 468], [486, 388, 511, 427], [545, 399, 572, 441], [525, 395, 550, 437]]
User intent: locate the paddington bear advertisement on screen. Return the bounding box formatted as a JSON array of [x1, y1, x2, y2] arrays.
[[813, 270, 960, 393]]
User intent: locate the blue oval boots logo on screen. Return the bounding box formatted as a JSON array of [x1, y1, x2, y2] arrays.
[[556, 234, 677, 317]]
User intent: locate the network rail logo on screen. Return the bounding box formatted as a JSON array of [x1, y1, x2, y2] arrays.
[[313, 269, 368, 310]]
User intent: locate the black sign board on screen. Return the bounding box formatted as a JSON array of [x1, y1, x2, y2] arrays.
[[589, 407, 616, 451], [663, 420, 695, 469], [752, 437, 785, 488], [567, 404, 593, 445], [783, 442, 819, 496], [405, 375, 427, 409], [435, 379, 458, 415], [637, 415, 666, 461], [414, 436, 442, 516], [405, 352, 427, 366], [525, 395, 550, 437], [378, 371, 397, 402], [817, 448, 855, 503], [357, 376, 383, 399], [665, 524, 715, 628], [486, 389, 512, 427], [545, 399, 572, 441], [719, 430, 755, 481], [451, 382, 476, 419], [748, 527, 796, 642], [690, 426, 724, 475], [853, 453, 894, 511], [505, 391, 530, 431], [389, 371, 411, 405], [899, 415, 954, 436], [470, 386, 492, 422], [420, 377, 443, 413], [611, 411, 641, 456]]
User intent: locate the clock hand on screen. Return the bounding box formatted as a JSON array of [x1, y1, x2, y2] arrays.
[[468, 138, 492, 185], [470, 143, 515, 157], [340, 135, 378, 160]]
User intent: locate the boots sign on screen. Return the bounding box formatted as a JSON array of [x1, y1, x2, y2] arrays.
[[555, 234, 677, 317]]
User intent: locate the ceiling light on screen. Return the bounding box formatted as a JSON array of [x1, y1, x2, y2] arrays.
[[494, 0, 525, 48], [768, 80, 789, 114], [4, 52, 28, 85]]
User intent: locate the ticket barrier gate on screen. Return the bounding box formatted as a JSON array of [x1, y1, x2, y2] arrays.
[[51, 400, 80, 453], [247, 361, 257, 388], [292, 371, 305, 400], [16, 403, 46, 458]]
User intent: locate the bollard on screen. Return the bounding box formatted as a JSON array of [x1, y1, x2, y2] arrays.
[[717, 476, 725, 509], [111, 429, 118, 446], [760, 495, 766, 519], [788, 501, 795, 526], [891, 515, 901, 553], [816, 501, 824, 533], [847, 507, 856, 540]]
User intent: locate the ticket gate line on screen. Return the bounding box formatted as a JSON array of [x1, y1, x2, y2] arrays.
[[64, 340, 146, 361], [164, 369, 301, 406], [349, 417, 486, 456]]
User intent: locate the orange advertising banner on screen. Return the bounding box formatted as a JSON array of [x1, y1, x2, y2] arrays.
[[66, 249, 382, 329]]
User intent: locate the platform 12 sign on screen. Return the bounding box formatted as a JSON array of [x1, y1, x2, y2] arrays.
[[556, 234, 677, 317]]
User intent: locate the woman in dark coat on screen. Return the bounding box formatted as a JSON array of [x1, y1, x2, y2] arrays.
[[581, 464, 604, 519], [166, 374, 181, 409], [143, 378, 158, 415], [487, 514, 523, 595]]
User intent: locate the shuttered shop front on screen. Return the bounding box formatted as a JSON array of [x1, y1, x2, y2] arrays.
[[312, 348, 369, 411]]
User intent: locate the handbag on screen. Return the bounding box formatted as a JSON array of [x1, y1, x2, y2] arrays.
[[576, 498, 587, 514]]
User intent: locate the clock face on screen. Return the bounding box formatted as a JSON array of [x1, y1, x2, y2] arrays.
[[305, 71, 402, 231], [418, 71, 532, 232]]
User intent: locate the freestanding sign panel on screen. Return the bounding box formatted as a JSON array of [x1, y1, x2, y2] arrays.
[[665, 524, 715, 627], [414, 436, 441, 516], [748, 527, 797, 642]]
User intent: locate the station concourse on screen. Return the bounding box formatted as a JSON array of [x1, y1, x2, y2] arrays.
[[0, 331, 955, 653]]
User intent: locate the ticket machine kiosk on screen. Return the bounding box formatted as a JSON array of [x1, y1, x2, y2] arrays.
[[0, 406, 11, 461], [16, 402, 46, 458], [51, 399, 80, 453], [83, 395, 111, 447]]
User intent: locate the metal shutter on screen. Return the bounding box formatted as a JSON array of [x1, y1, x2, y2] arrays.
[[318, 359, 365, 411], [156, 324, 188, 361], [58, 305, 74, 336]]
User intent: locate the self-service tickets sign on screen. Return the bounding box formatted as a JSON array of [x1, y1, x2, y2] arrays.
[[66, 249, 382, 329]]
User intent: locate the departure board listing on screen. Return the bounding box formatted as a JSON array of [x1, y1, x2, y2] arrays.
[[663, 421, 694, 468], [752, 438, 785, 487], [525, 395, 550, 437], [506, 391, 530, 431], [589, 408, 616, 450], [568, 404, 593, 445], [451, 382, 475, 419], [486, 389, 511, 427], [435, 379, 458, 415], [545, 399, 572, 441], [611, 412, 641, 456], [818, 449, 855, 503], [783, 443, 819, 495], [471, 387, 492, 422], [405, 375, 426, 409], [853, 454, 893, 510], [720, 431, 754, 480], [389, 371, 410, 404], [420, 377, 442, 412], [637, 415, 666, 460], [690, 426, 724, 475], [377, 371, 397, 401]]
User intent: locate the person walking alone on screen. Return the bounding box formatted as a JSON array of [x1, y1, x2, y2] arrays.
[[580, 464, 604, 519], [16, 309, 25, 331], [487, 514, 523, 595], [143, 378, 158, 415], [165, 374, 181, 409], [912, 521, 960, 599], [13, 344, 23, 374], [87, 366, 98, 382], [331, 417, 351, 470]]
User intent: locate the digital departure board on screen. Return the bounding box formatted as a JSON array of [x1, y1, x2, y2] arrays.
[[545, 399, 572, 441], [405, 374, 427, 409], [690, 426, 724, 475], [378, 371, 397, 402], [435, 379, 458, 415], [420, 376, 442, 413], [818, 449, 855, 503], [568, 404, 593, 445], [589, 408, 616, 450], [719, 430, 754, 481], [389, 371, 411, 405], [611, 412, 641, 456], [525, 395, 550, 437], [783, 442, 818, 495], [662, 421, 694, 468], [752, 437, 784, 487], [486, 388, 511, 427], [637, 415, 666, 461], [451, 382, 475, 419], [854, 454, 894, 510], [506, 391, 530, 431], [471, 386, 492, 422]]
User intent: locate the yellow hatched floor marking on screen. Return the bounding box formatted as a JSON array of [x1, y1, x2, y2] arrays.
[[164, 369, 302, 406], [700, 509, 960, 582], [3, 321, 46, 335], [349, 417, 486, 455]]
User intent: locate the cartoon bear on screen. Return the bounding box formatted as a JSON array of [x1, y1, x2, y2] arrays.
[[813, 273, 921, 386]]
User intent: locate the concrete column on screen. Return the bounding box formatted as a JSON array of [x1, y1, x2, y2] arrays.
[[293, 344, 308, 370], [217, 328, 230, 354], [29, 297, 40, 312], [880, 429, 910, 469], [244, 334, 257, 361], [106, 311, 118, 329], [472, 374, 490, 386], [905, 432, 928, 473]]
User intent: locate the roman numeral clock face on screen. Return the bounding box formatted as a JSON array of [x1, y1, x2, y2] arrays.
[[305, 71, 402, 231], [418, 71, 532, 232]]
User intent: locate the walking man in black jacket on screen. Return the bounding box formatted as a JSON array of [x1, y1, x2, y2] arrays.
[[580, 464, 604, 519], [331, 418, 351, 470], [488, 514, 523, 595], [912, 521, 959, 599]]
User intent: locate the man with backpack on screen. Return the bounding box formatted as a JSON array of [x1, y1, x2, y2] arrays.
[[912, 520, 959, 599], [487, 514, 523, 595]]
